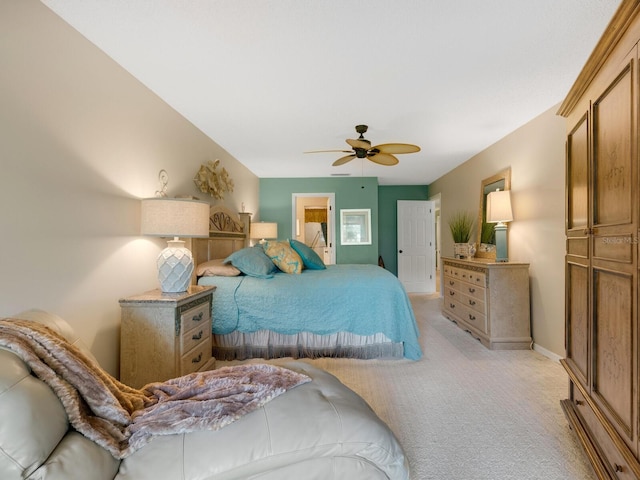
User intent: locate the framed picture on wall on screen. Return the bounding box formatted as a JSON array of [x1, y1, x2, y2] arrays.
[[340, 209, 371, 245]]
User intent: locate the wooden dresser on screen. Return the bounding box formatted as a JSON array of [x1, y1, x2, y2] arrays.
[[119, 285, 216, 388], [558, 1, 640, 478], [441, 257, 531, 350]]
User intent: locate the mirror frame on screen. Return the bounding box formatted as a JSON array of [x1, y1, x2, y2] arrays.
[[476, 167, 511, 259]]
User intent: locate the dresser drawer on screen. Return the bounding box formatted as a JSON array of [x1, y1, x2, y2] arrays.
[[460, 282, 485, 302], [457, 303, 487, 333], [458, 269, 486, 286], [443, 264, 456, 277], [181, 302, 210, 333], [444, 296, 488, 334], [180, 339, 212, 375], [572, 386, 637, 479], [445, 286, 485, 315]]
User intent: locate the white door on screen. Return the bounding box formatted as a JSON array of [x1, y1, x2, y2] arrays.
[[397, 200, 435, 293]]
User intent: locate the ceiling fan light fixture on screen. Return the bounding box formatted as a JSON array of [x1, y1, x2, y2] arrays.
[[306, 125, 420, 167]]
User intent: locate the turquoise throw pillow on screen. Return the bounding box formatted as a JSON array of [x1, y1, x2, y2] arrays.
[[290, 239, 326, 270], [224, 246, 278, 278]]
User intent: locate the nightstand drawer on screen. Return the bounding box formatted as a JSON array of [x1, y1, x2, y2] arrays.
[[181, 318, 211, 354], [181, 303, 210, 333], [181, 339, 212, 375]]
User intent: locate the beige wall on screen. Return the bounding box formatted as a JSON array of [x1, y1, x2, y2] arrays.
[[0, 0, 259, 376], [429, 104, 567, 359]]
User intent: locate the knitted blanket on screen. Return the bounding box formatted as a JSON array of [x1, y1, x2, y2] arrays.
[[0, 318, 310, 459]]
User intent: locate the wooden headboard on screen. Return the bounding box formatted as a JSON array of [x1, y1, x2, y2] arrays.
[[191, 205, 251, 282]]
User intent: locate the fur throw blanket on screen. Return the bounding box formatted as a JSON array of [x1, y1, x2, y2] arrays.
[[0, 318, 310, 459]]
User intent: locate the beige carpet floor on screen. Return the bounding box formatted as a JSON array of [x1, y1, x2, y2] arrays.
[[220, 293, 595, 479]]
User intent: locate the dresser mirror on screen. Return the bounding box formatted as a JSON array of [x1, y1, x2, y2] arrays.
[[476, 167, 511, 259]]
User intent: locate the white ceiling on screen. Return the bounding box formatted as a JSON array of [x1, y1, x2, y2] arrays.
[[42, 0, 620, 185]]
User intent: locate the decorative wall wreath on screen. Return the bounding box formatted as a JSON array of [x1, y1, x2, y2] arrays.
[[193, 159, 234, 200]]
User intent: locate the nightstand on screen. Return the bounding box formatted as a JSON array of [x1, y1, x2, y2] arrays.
[[119, 285, 216, 388]]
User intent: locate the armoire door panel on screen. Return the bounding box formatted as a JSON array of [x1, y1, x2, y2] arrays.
[[566, 262, 589, 386], [593, 268, 634, 441], [567, 236, 589, 258], [567, 113, 589, 232], [592, 61, 633, 228], [592, 233, 635, 263]]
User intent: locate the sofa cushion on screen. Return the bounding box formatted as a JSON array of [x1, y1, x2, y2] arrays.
[[35, 431, 120, 480], [0, 348, 69, 479]]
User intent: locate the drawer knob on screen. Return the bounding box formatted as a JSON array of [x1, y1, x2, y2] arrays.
[[469, 315, 476, 321], [574, 399, 584, 406], [192, 353, 203, 364], [192, 312, 204, 322], [192, 330, 203, 340], [469, 288, 475, 293], [615, 464, 624, 473], [449, 291, 455, 296], [449, 303, 455, 309], [449, 281, 454, 286], [469, 300, 476, 306]]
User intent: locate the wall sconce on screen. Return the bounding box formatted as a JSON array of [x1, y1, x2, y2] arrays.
[[250, 222, 278, 244], [486, 190, 513, 262], [141, 198, 210, 292]]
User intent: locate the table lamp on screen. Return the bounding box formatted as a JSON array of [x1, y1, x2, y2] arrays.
[[486, 190, 513, 262], [141, 198, 210, 292], [250, 222, 278, 244]]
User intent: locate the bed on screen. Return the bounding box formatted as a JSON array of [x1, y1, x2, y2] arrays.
[[192, 206, 422, 361]]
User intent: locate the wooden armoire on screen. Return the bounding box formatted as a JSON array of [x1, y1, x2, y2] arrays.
[[559, 1, 640, 478]]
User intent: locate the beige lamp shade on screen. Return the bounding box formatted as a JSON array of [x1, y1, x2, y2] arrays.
[[140, 198, 210, 293], [250, 222, 278, 241], [141, 198, 210, 237], [486, 190, 513, 224]]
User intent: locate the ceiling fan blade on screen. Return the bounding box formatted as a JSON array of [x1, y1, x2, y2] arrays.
[[367, 152, 399, 166], [346, 138, 371, 150], [373, 143, 421, 154], [304, 149, 353, 154], [332, 154, 356, 166]]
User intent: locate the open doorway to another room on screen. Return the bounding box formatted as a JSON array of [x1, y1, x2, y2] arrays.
[[292, 193, 336, 265]]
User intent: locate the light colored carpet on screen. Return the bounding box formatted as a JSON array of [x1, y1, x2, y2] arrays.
[[220, 293, 595, 480]]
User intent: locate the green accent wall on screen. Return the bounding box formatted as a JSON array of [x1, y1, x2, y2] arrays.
[[259, 177, 380, 264], [378, 185, 429, 275], [259, 178, 428, 269]]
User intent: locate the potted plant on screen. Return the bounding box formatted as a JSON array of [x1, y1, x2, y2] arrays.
[[448, 211, 475, 258]]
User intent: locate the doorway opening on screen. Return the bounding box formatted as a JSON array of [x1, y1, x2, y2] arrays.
[[292, 193, 336, 264]]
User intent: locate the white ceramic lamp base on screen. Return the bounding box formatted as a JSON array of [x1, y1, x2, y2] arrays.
[[157, 239, 193, 293]]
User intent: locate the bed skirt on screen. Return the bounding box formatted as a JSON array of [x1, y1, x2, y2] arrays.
[[212, 330, 404, 361]]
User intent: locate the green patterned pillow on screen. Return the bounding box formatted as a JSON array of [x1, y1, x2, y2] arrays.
[[263, 240, 303, 274]]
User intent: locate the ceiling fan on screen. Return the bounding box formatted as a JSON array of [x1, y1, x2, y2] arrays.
[[305, 125, 421, 166]]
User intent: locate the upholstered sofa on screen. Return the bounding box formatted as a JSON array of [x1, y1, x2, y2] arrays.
[[0, 309, 410, 479]]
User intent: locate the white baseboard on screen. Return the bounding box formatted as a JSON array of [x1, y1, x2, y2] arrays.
[[533, 343, 563, 363]]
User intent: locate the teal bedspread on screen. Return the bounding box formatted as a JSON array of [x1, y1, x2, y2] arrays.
[[198, 264, 421, 360]]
